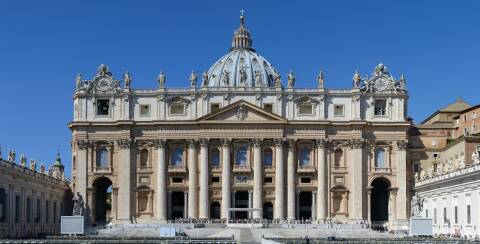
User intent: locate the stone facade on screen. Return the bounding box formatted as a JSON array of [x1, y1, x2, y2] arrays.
[[0, 155, 70, 238], [69, 14, 410, 230]]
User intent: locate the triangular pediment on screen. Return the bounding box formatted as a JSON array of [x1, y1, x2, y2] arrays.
[[197, 100, 286, 123]]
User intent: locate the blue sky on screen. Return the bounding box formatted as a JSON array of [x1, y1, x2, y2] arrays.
[[0, 0, 479, 178]]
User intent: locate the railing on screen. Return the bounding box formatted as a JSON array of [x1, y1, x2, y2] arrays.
[[233, 165, 251, 172], [371, 167, 391, 173], [136, 166, 153, 173], [95, 166, 112, 173], [264, 165, 274, 172], [168, 164, 187, 172], [415, 163, 480, 186], [210, 165, 222, 172]]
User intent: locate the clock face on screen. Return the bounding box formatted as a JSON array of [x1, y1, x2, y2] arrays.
[[96, 77, 112, 91], [374, 77, 388, 91]]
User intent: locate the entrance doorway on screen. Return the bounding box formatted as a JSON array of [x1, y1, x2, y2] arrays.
[[370, 178, 390, 223], [299, 191, 312, 219], [171, 191, 185, 219], [234, 191, 249, 219], [93, 177, 112, 224], [210, 202, 221, 219], [263, 202, 273, 220]]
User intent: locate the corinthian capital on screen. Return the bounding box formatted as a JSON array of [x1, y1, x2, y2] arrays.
[[287, 140, 296, 151], [199, 138, 209, 148], [347, 139, 364, 149], [315, 139, 328, 149], [116, 139, 132, 149], [221, 138, 231, 147], [274, 138, 284, 147], [76, 140, 89, 150], [153, 139, 166, 149], [396, 140, 408, 151], [187, 139, 197, 149], [251, 138, 262, 148]]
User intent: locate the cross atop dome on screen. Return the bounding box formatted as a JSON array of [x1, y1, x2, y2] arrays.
[[231, 9, 254, 51]]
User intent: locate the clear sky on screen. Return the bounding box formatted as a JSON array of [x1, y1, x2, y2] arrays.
[[0, 0, 479, 178]]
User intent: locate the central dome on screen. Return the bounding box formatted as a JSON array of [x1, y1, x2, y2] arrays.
[[206, 14, 279, 88]]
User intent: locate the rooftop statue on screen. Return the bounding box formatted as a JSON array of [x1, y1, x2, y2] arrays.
[[352, 70, 361, 88], [189, 70, 197, 87], [20, 154, 26, 167], [30, 159, 37, 171], [123, 71, 132, 88], [274, 72, 281, 88], [157, 71, 166, 88], [287, 70, 295, 88], [317, 70, 325, 89], [40, 163, 45, 174], [202, 71, 209, 87], [8, 149, 15, 162], [75, 73, 83, 90]]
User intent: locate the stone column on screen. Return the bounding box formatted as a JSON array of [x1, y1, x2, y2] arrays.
[[116, 139, 132, 223], [287, 140, 296, 220], [316, 139, 327, 221], [389, 188, 398, 222], [75, 140, 89, 203], [312, 191, 317, 221], [396, 141, 408, 221], [199, 138, 209, 219], [274, 139, 285, 219], [221, 139, 231, 219], [366, 187, 372, 224], [252, 139, 263, 219], [154, 139, 167, 221], [248, 190, 253, 219], [167, 191, 172, 219], [350, 139, 364, 221], [187, 140, 198, 218], [86, 188, 95, 224]]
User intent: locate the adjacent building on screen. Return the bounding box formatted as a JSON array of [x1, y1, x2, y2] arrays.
[[0, 153, 70, 238], [70, 13, 411, 230], [411, 99, 480, 237]]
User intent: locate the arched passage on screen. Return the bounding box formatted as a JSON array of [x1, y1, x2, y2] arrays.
[[263, 202, 273, 220], [370, 177, 390, 224], [210, 202, 221, 219], [92, 177, 113, 224]]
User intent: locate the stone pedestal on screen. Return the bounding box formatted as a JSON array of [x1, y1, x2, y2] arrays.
[[409, 217, 433, 236]]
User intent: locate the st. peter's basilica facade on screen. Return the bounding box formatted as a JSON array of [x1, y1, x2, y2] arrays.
[[69, 14, 410, 230]]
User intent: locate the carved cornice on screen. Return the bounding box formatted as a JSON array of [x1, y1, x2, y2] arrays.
[[153, 139, 166, 149], [76, 140, 89, 150], [116, 139, 132, 149]]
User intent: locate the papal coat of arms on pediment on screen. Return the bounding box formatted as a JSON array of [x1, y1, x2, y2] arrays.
[[236, 104, 247, 120]]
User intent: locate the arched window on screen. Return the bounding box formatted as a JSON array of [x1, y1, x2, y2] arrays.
[[263, 148, 273, 167], [211, 148, 220, 167], [172, 148, 184, 166], [96, 148, 108, 168], [140, 149, 148, 167], [375, 148, 385, 168], [300, 148, 311, 167], [236, 146, 248, 165], [334, 149, 343, 167]]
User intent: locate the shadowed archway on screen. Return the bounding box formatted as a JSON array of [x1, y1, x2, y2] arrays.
[[92, 177, 113, 224], [370, 177, 390, 223]]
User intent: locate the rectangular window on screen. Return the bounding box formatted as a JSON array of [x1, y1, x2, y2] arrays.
[[454, 206, 458, 224], [139, 104, 150, 117], [434, 208, 437, 224], [473, 112, 477, 120], [170, 103, 185, 115], [96, 99, 110, 116], [264, 177, 273, 184], [300, 177, 311, 183], [172, 177, 183, 183], [334, 105, 344, 116], [374, 99, 387, 116], [35, 199, 41, 223], [467, 205, 471, 224], [299, 104, 313, 115], [15, 195, 20, 223], [26, 198, 31, 224], [473, 125, 477, 133], [235, 176, 248, 183], [210, 103, 220, 113], [263, 103, 273, 113], [211, 176, 220, 183], [433, 163, 438, 173]]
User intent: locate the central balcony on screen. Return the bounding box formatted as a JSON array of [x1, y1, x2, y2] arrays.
[[94, 166, 112, 174], [168, 164, 187, 173], [297, 164, 316, 173]]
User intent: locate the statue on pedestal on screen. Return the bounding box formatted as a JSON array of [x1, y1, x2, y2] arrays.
[[472, 151, 480, 164], [72, 192, 84, 216], [411, 194, 424, 217], [287, 70, 295, 88], [317, 70, 325, 89], [202, 71, 209, 87], [19, 154, 26, 167], [40, 163, 45, 174], [75, 73, 82, 90], [30, 159, 36, 171], [123, 71, 132, 88], [8, 150, 15, 162], [352, 70, 361, 88], [189, 70, 197, 87], [157, 71, 166, 88], [274, 72, 281, 88]]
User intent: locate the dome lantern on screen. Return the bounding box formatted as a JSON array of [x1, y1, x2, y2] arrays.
[[231, 10, 254, 52]]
